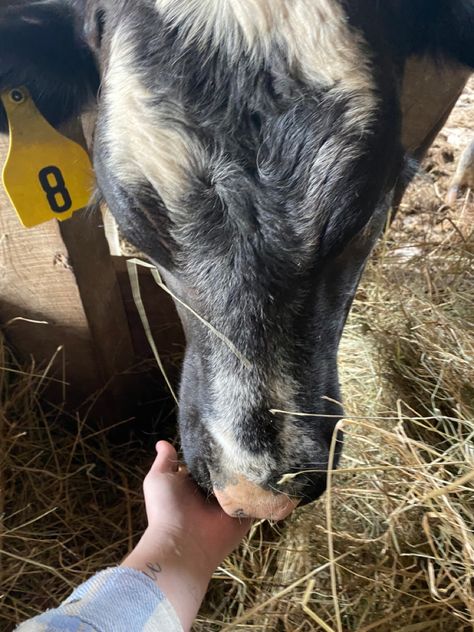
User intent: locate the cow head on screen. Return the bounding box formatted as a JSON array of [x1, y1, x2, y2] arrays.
[[1, 0, 472, 519]]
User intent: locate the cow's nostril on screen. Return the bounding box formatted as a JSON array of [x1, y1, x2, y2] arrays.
[[213, 476, 300, 521]]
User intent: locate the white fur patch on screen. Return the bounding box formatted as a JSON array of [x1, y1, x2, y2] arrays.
[[205, 354, 302, 486], [155, 0, 374, 110], [102, 26, 208, 212]]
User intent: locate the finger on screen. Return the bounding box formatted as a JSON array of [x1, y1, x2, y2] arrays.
[[148, 441, 180, 475]]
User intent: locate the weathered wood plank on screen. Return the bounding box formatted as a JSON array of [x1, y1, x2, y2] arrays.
[[113, 255, 184, 387], [0, 130, 136, 415]]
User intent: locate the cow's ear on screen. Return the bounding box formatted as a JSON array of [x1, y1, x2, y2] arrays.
[[0, 1, 99, 132]]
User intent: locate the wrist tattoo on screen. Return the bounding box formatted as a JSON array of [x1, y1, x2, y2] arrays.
[[144, 562, 162, 581]]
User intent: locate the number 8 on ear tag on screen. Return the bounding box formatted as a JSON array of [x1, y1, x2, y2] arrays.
[[1, 88, 94, 228]]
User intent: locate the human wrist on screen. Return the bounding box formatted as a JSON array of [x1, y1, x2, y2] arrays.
[[120, 528, 213, 631], [139, 526, 216, 578]]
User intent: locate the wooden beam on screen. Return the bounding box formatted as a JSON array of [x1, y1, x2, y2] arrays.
[[0, 130, 137, 417], [113, 255, 184, 386]]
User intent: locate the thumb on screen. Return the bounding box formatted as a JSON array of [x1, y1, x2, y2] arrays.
[[147, 441, 180, 476]]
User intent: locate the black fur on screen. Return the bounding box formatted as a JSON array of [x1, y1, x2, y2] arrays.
[[0, 0, 99, 130], [346, 1, 474, 68], [386, 0, 474, 68]]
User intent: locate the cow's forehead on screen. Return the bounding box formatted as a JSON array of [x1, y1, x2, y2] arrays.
[[97, 1, 380, 255], [154, 0, 374, 96]]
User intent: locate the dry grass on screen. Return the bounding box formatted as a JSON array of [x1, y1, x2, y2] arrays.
[[1, 85, 473, 631], [0, 344, 152, 623]]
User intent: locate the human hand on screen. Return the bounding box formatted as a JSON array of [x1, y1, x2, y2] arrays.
[[121, 441, 251, 631], [142, 441, 251, 572]]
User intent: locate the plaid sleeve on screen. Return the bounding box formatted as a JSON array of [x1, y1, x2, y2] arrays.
[[15, 567, 184, 632]]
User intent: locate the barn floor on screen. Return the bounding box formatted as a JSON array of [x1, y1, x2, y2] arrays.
[[1, 81, 473, 631]]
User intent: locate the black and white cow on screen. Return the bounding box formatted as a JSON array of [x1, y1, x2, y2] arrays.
[[1, 0, 473, 520]]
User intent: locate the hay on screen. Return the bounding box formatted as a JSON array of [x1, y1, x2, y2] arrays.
[[1, 85, 473, 631], [0, 341, 160, 622]]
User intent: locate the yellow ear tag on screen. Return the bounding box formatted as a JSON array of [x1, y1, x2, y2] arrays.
[[1, 88, 94, 228]]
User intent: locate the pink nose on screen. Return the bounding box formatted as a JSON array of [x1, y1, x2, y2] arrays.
[[213, 476, 300, 521]]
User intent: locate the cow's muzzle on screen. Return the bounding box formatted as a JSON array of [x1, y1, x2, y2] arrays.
[[213, 476, 300, 521]]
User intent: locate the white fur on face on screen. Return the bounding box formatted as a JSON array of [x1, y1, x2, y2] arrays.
[[152, 0, 377, 240], [155, 0, 375, 111], [204, 350, 304, 487], [102, 2, 376, 224], [102, 26, 209, 213]]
